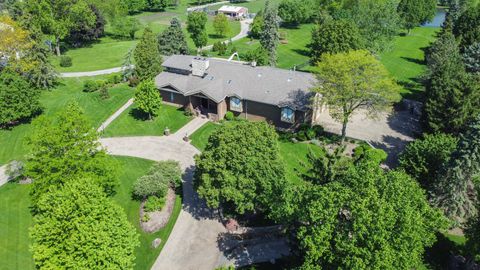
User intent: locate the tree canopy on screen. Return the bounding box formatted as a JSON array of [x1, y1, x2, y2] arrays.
[[212, 13, 229, 37], [453, 5, 480, 48], [186, 11, 208, 49], [313, 50, 401, 143], [158, 18, 188, 56], [278, 0, 314, 25], [260, 1, 280, 66], [397, 0, 437, 31], [134, 79, 162, 119], [134, 27, 162, 81]]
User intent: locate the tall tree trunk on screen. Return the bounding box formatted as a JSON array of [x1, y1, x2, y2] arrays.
[[55, 36, 61, 56], [341, 116, 348, 145]]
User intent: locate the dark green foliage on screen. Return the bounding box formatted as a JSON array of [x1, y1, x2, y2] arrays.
[[249, 11, 264, 39], [146, 0, 167, 10], [212, 41, 228, 55], [59, 55, 72, 67], [31, 178, 139, 269], [67, 4, 105, 47], [242, 46, 269, 66], [108, 73, 122, 84], [134, 79, 162, 119], [224, 111, 234, 121], [295, 124, 324, 141], [120, 0, 146, 14], [399, 133, 458, 192], [278, 0, 314, 25], [158, 18, 188, 56], [463, 42, 480, 73], [99, 85, 109, 99], [397, 0, 437, 31], [26, 102, 118, 209], [260, 1, 280, 66], [433, 115, 480, 221], [83, 79, 105, 92], [144, 195, 166, 212], [195, 121, 286, 215], [133, 160, 181, 199], [23, 38, 58, 89], [310, 19, 364, 63], [212, 13, 229, 37], [134, 27, 162, 81], [465, 208, 480, 262], [187, 12, 208, 49], [111, 17, 140, 40], [306, 146, 352, 185], [424, 31, 480, 134], [453, 6, 480, 48], [294, 158, 447, 269], [0, 70, 41, 126]]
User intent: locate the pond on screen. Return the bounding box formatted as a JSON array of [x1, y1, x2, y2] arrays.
[[423, 8, 447, 27]]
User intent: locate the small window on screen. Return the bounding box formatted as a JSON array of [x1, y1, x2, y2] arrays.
[[281, 107, 295, 123], [170, 92, 174, 102], [230, 97, 242, 112]]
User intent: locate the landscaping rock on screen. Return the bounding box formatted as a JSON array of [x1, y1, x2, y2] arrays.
[[152, 238, 162, 249]]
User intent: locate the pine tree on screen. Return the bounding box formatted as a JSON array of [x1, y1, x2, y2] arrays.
[[134, 27, 163, 81], [463, 42, 480, 73], [158, 18, 188, 56], [122, 48, 135, 81], [260, 1, 279, 66], [424, 30, 480, 134], [434, 115, 480, 222], [24, 40, 58, 89]]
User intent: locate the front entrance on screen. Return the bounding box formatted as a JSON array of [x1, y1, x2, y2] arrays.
[[189, 96, 218, 117]]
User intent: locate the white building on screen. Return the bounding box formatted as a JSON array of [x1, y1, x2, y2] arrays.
[[217, 5, 248, 18]]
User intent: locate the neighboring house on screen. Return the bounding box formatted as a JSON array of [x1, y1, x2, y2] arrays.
[[217, 5, 248, 18], [154, 55, 316, 129]]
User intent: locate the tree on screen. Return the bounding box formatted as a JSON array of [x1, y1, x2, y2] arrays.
[[146, 0, 167, 10], [313, 50, 401, 144], [463, 41, 480, 73], [453, 6, 480, 48], [31, 178, 139, 269], [134, 79, 162, 119], [294, 159, 447, 269], [0, 70, 41, 127], [397, 0, 437, 32], [310, 19, 364, 63], [398, 133, 458, 192], [23, 0, 96, 55], [433, 115, 480, 222], [133, 161, 181, 199], [111, 17, 140, 40], [0, 15, 32, 62], [158, 17, 188, 56], [465, 207, 480, 262], [260, 1, 280, 66], [212, 13, 230, 37], [25, 102, 118, 209], [278, 0, 314, 25], [249, 11, 264, 39], [424, 31, 480, 134], [242, 46, 269, 66], [120, 0, 146, 14], [186, 11, 208, 50], [195, 121, 286, 216], [133, 27, 162, 81], [67, 4, 105, 47]]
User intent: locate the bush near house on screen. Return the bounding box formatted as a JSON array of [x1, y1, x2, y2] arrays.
[[59, 56, 72, 67]]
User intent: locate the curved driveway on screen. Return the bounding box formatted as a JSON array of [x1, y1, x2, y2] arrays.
[[99, 133, 229, 270]]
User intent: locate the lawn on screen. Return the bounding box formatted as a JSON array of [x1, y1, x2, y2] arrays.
[[0, 156, 182, 270], [379, 27, 439, 100], [189, 121, 220, 151], [0, 77, 134, 165], [102, 104, 192, 137]]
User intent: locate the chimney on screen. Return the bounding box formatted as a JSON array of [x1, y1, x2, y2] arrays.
[[192, 57, 209, 77]]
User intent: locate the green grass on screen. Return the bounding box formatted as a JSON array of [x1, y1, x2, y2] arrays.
[[102, 105, 192, 137], [0, 77, 134, 165], [0, 156, 182, 270], [189, 121, 220, 151], [379, 27, 439, 100]]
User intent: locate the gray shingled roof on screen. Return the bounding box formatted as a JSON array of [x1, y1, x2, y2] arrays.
[[155, 55, 317, 111]]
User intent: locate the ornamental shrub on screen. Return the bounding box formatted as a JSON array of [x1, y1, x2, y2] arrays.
[[108, 74, 122, 84], [83, 80, 99, 92], [132, 160, 182, 199], [144, 195, 166, 212], [225, 111, 234, 121], [59, 56, 72, 67]]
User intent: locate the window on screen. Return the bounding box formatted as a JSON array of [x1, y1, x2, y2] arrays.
[[170, 92, 174, 102], [230, 97, 242, 112], [281, 107, 295, 123]]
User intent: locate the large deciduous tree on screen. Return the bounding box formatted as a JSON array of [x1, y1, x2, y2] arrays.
[[31, 178, 139, 269], [212, 13, 229, 37], [424, 31, 480, 134], [186, 11, 208, 50], [310, 19, 364, 63], [313, 50, 401, 144], [397, 0, 437, 32], [249, 10, 264, 39], [134, 79, 162, 119], [120, 0, 146, 14], [26, 102, 118, 209], [294, 158, 446, 269], [67, 4, 105, 47], [0, 15, 32, 63], [158, 18, 188, 56], [194, 121, 286, 216], [260, 1, 279, 66], [0, 70, 42, 127], [278, 0, 314, 25], [433, 115, 480, 222], [134, 27, 162, 81]]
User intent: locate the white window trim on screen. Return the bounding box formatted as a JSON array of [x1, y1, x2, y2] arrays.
[[230, 97, 243, 112], [281, 107, 295, 123]]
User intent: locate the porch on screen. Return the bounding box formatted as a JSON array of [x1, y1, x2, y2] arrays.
[[187, 94, 227, 121]]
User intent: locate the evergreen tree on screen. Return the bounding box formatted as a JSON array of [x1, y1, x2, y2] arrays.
[[31, 178, 139, 269], [397, 0, 437, 32], [424, 31, 480, 134], [434, 115, 480, 222], [186, 11, 208, 50], [134, 79, 162, 119], [133, 27, 162, 81], [463, 42, 480, 73], [260, 1, 279, 66], [453, 5, 480, 48], [158, 18, 188, 56], [122, 48, 135, 81], [24, 39, 58, 89], [465, 206, 480, 262]]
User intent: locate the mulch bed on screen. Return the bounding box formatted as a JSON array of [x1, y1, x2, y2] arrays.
[[140, 187, 176, 233]]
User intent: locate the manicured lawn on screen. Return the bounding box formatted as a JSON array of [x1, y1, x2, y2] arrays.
[[379, 27, 439, 100], [189, 121, 220, 151], [0, 156, 182, 270], [102, 105, 192, 137], [0, 77, 134, 165]]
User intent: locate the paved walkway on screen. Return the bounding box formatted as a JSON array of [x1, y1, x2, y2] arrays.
[[202, 19, 252, 51], [60, 65, 134, 78], [0, 165, 9, 187], [97, 98, 134, 132]]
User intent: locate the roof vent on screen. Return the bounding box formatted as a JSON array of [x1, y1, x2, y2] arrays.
[[192, 57, 210, 77]]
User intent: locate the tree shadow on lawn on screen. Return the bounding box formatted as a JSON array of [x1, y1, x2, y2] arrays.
[[291, 48, 311, 57], [401, 56, 426, 65], [397, 78, 426, 101], [423, 233, 467, 270], [129, 108, 150, 121]]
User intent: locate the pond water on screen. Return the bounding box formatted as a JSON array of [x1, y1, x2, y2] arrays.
[[422, 8, 447, 27]]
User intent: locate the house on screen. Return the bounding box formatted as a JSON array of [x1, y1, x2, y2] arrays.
[[217, 5, 248, 18], [154, 55, 317, 129]]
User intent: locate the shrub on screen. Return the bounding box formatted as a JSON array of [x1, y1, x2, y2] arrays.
[[144, 196, 166, 212], [128, 76, 140, 87], [59, 56, 72, 67], [83, 80, 98, 92], [108, 74, 122, 84], [306, 128, 316, 140], [152, 160, 182, 188], [225, 111, 234, 121], [133, 173, 169, 199], [297, 130, 307, 141], [312, 125, 324, 137], [353, 143, 372, 160], [99, 85, 109, 99], [141, 213, 150, 222]]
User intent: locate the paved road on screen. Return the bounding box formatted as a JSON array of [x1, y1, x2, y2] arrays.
[[202, 19, 253, 51]]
